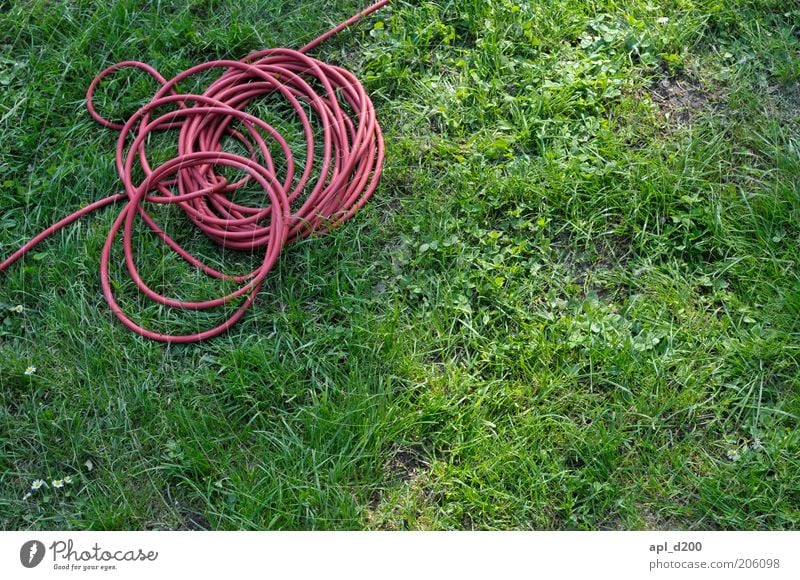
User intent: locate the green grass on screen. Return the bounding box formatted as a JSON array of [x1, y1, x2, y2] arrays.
[[1, 0, 798, 530]]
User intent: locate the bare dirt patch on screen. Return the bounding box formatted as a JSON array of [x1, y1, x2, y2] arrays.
[[388, 446, 425, 481], [649, 68, 716, 126], [363, 446, 436, 529], [650, 74, 710, 125]]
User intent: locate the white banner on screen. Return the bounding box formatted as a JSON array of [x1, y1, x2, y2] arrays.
[[2, 531, 798, 579]]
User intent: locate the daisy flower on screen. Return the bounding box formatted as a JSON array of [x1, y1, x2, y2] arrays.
[[63, 475, 73, 484], [52, 479, 64, 488], [31, 479, 47, 490], [24, 366, 36, 376]]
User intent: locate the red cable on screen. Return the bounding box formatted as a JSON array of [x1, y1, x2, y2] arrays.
[[1, 0, 389, 343]]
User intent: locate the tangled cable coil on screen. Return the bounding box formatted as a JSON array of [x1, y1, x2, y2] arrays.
[[0, 0, 389, 343]]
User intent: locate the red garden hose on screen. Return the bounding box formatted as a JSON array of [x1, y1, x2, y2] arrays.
[[0, 0, 389, 343]]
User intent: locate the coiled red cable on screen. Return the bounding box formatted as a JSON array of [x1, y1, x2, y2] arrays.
[[1, 0, 389, 343]]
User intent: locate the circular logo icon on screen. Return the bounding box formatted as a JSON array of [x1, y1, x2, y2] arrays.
[[20, 540, 46, 568]]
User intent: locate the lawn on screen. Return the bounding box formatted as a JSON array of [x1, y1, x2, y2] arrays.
[[1, 0, 798, 530]]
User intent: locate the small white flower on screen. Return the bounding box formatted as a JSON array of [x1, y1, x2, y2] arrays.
[[31, 479, 47, 490], [726, 449, 741, 462], [10, 304, 24, 313], [656, 17, 669, 25], [24, 366, 36, 376], [52, 479, 64, 488], [23, 492, 32, 500], [751, 437, 763, 451], [63, 475, 73, 484]]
